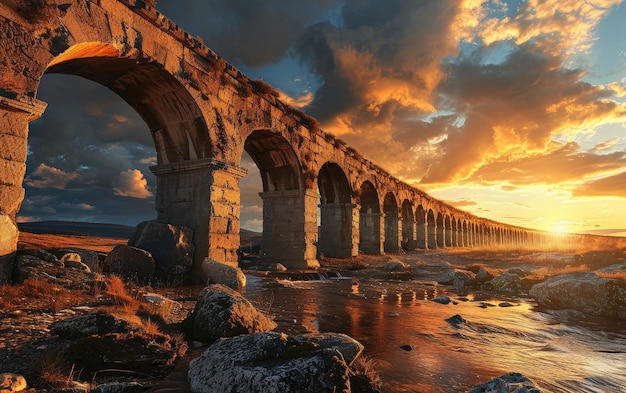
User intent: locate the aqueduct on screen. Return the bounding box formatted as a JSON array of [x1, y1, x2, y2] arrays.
[[0, 0, 575, 282]]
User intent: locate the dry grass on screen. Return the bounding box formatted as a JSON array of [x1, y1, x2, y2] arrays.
[[350, 355, 383, 393], [18, 231, 126, 253], [33, 348, 80, 390], [596, 271, 626, 281], [533, 264, 590, 278], [0, 278, 79, 312]]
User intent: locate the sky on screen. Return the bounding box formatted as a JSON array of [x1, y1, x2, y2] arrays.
[[20, 0, 626, 236]]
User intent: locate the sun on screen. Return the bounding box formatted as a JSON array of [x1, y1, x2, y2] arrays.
[[552, 222, 570, 234]]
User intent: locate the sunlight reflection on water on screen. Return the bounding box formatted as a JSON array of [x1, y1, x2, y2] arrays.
[[244, 274, 626, 393]]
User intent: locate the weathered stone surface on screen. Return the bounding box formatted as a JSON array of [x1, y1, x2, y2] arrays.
[[295, 332, 364, 366], [49, 311, 133, 339], [102, 245, 155, 285], [14, 253, 102, 289], [469, 372, 543, 393], [128, 220, 193, 284], [64, 333, 179, 377], [529, 272, 626, 319], [485, 273, 522, 292], [379, 260, 411, 272], [0, 215, 17, 284], [473, 268, 495, 284], [185, 284, 276, 343], [188, 332, 352, 393], [438, 269, 475, 288], [201, 257, 246, 289], [0, 372, 27, 393]]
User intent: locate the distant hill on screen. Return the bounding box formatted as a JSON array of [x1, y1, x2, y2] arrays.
[[18, 221, 263, 247], [18, 221, 136, 239]]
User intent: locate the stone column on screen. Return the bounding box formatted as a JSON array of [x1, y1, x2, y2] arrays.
[[151, 159, 247, 280], [318, 203, 359, 258], [427, 223, 437, 249], [445, 226, 453, 247], [0, 93, 47, 284], [260, 189, 319, 269], [404, 219, 417, 250], [359, 212, 384, 254]]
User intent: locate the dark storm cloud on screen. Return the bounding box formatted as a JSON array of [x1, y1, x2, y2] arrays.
[[156, 0, 341, 67]]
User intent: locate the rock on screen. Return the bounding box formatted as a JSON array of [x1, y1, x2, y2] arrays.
[[438, 269, 475, 288], [529, 272, 626, 319], [201, 257, 246, 289], [18, 249, 61, 265], [128, 220, 194, 285], [185, 284, 276, 343], [49, 311, 133, 339], [485, 273, 522, 292], [473, 268, 495, 284], [469, 372, 543, 393], [0, 373, 27, 392], [53, 248, 100, 272], [142, 292, 179, 318], [399, 344, 413, 351], [14, 254, 102, 290], [102, 245, 155, 285], [0, 215, 18, 285], [597, 262, 626, 274], [91, 382, 146, 393], [64, 333, 180, 378], [295, 332, 364, 366], [380, 260, 411, 272], [432, 296, 451, 305], [267, 263, 287, 272], [445, 314, 466, 327], [61, 253, 91, 272], [188, 332, 353, 393]]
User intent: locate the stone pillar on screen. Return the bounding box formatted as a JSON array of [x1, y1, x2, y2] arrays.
[[360, 212, 384, 254], [260, 189, 319, 269], [436, 224, 446, 248], [416, 222, 427, 249], [427, 223, 437, 249], [318, 203, 359, 258], [404, 219, 417, 250], [0, 93, 47, 284], [151, 159, 247, 280], [445, 226, 453, 247], [384, 214, 401, 253]]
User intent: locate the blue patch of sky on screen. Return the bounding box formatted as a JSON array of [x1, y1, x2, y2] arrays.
[[585, 1, 626, 86]]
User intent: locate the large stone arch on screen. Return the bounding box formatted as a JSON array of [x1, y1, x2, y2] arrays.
[[383, 192, 400, 253], [244, 130, 317, 268], [401, 200, 415, 250], [317, 162, 357, 258], [359, 181, 382, 254]]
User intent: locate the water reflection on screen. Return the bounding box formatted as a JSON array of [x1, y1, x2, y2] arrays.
[[244, 275, 626, 393]]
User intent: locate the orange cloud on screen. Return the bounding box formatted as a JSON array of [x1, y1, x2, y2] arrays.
[[573, 171, 626, 197], [112, 169, 153, 198]]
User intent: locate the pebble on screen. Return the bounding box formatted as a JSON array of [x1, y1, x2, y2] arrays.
[[400, 344, 414, 351]]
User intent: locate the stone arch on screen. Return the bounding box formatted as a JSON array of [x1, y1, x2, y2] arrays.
[[30, 42, 231, 278], [451, 216, 458, 247], [244, 130, 318, 267], [383, 192, 400, 253], [401, 200, 415, 250], [317, 162, 356, 258], [44, 43, 212, 166], [359, 181, 382, 254], [461, 220, 468, 247], [427, 209, 437, 249]]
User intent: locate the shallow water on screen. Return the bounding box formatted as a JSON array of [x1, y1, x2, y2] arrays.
[[243, 260, 626, 392]]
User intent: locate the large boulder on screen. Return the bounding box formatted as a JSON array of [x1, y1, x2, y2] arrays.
[[201, 257, 246, 289], [102, 245, 155, 285], [469, 372, 543, 393], [529, 272, 626, 319], [128, 220, 193, 285], [0, 373, 27, 393], [188, 332, 355, 393], [185, 284, 276, 343]]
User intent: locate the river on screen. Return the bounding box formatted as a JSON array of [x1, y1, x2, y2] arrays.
[[242, 251, 626, 392]]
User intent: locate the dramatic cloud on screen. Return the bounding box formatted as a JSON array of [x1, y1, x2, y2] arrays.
[[112, 170, 153, 199], [25, 164, 80, 189], [573, 171, 626, 197]]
